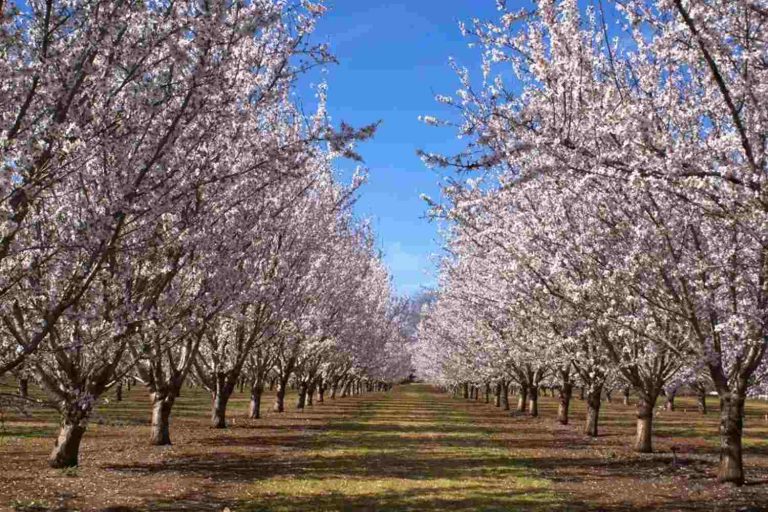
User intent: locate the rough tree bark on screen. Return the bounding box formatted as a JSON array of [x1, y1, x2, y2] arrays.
[[717, 390, 746, 484], [584, 385, 602, 437], [50, 421, 87, 468], [150, 392, 175, 445], [635, 394, 657, 453], [501, 381, 510, 410], [274, 376, 289, 412], [528, 386, 539, 417], [49, 402, 91, 468], [317, 378, 325, 403], [211, 378, 235, 429], [18, 377, 29, 399], [249, 381, 264, 419], [558, 382, 573, 425], [516, 384, 528, 413], [297, 381, 308, 410]]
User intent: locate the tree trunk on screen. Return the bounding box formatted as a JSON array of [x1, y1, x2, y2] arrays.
[[528, 386, 539, 417], [635, 397, 654, 453], [211, 387, 232, 429], [115, 381, 123, 402], [274, 378, 288, 412], [717, 391, 745, 485], [297, 382, 308, 410], [557, 383, 572, 425], [331, 381, 339, 399], [462, 382, 469, 399], [494, 382, 501, 407], [249, 382, 263, 419], [664, 389, 676, 411], [18, 377, 29, 398], [697, 390, 707, 415], [307, 382, 315, 406], [501, 381, 510, 410], [584, 385, 602, 437], [516, 385, 528, 413], [49, 422, 87, 468], [318, 382, 325, 404], [579, 386, 585, 400], [623, 386, 631, 406], [340, 380, 350, 397], [150, 394, 174, 446]]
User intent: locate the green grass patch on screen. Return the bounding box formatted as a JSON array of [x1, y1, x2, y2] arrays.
[[238, 385, 558, 512]]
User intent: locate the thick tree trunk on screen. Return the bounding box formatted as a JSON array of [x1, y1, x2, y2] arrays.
[[297, 382, 308, 410], [717, 391, 745, 485], [49, 422, 87, 468], [249, 382, 263, 419], [484, 383, 490, 403], [318, 382, 325, 404], [635, 397, 655, 453], [579, 386, 585, 400], [623, 386, 631, 406], [462, 382, 469, 399], [584, 386, 602, 437], [115, 381, 123, 402], [494, 382, 501, 407], [150, 394, 174, 445], [528, 386, 539, 417], [516, 385, 528, 413], [557, 383, 572, 425], [274, 378, 288, 412], [211, 387, 233, 429]]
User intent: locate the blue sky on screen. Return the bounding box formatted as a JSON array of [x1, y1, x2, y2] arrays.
[[301, 1, 501, 296]]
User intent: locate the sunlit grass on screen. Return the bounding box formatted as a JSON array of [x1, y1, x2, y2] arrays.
[[238, 385, 558, 512]]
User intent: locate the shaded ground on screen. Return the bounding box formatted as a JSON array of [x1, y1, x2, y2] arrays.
[[1, 382, 768, 511]]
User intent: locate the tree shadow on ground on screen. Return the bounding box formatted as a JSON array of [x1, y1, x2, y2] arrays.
[[98, 386, 768, 512]]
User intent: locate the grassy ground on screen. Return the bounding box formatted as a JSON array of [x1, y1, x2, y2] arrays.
[[1, 381, 768, 511], [237, 386, 556, 511]]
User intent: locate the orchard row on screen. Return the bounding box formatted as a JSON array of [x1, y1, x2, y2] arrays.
[[0, 1, 411, 468], [415, 0, 768, 487]]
